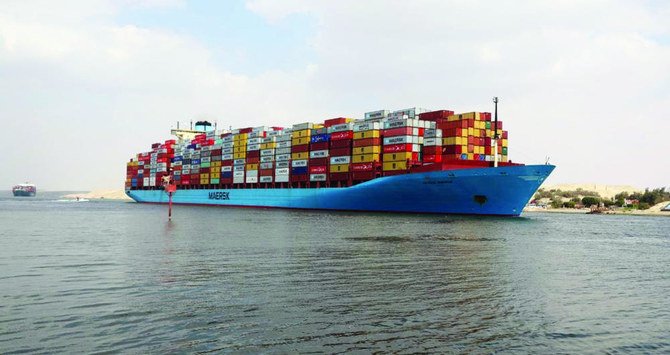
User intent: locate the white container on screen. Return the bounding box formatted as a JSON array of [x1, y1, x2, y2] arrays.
[[222, 142, 234, 148], [191, 164, 200, 170], [424, 128, 442, 138], [233, 165, 245, 171], [275, 174, 290, 183], [292, 159, 308, 167], [233, 171, 245, 178], [275, 161, 290, 169], [423, 138, 441, 146], [364, 110, 389, 120], [292, 122, 314, 130], [310, 174, 327, 182], [222, 154, 233, 161], [221, 166, 232, 172], [383, 135, 414, 145], [247, 144, 260, 151], [233, 177, 244, 184], [328, 123, 354, 133], [309, 150, 329, 158], [201, 156, 211, 163], [247, 137, 263, 144], [252, 126, 269, 133], [260, 149, 275, 156], [275, 147, 291, 155], [276, 134, 292, 142], [221, 135, 234, 143], [143, 177, 149, 185], [246, 170, 258, 177], [262, 136, 276, 143], [260, 176, 273, 183], [353, 122, 380, 132], [260, 162, 274, 170], [260, 156, 274, 163], [277, 141, 292, 148], [245, 176, 258, 183], [234, 159, 246, 165], [275, 153, 291, 161], [275, 167, 290, 175], [330, 156, 351, 164]]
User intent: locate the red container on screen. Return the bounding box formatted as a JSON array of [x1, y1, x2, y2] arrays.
[[485, 146, 492, 155], [260, 169, 274, 176], [442, 145, 465, 154], [200, 167, 210, 173], [211, 149, 222, 156], [239, 127, 253, 134], [292, 144, 310, 153], [468, 144, 474, 153], [330, 147, 351, 157], [190, 174, 199, 180], [330, 131, 353, 140], [310, 141, 329, 150], [419, 110, 454, 121], [423, 154, 443, 163], [502, 130, 508, 139], [221, 160, 233, 166], [309, 158, 328, 166], [352, 171, 376, 181], [352, 162, 375, 171], [246, 157, 260, 164], [423, 146, 440, 155], [353, 138, 381, 147], [247, 151, 260, 158], [382, 127, 413, 137], [324, 117, 348, 127], [291, 174, 309, 182], [329, 172, 349, 181], [309, 165, 327, 174], [330, 139, 352, 149], [221, 178, 233, 184], [383, 144, 413, 153]]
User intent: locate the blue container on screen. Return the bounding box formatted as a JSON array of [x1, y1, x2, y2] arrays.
[[291, 167, 308, 175], [131, 178, 137, 183], [310, 133, 330, 144], [173, 156, 183, 162], [221, 172, 233, 178], [460, 153, 468, 160], [191, 158, 201, 165], [187, 144, 196, 149]]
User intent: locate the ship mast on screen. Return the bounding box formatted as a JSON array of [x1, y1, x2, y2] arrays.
[[492, 97, 499, 168]]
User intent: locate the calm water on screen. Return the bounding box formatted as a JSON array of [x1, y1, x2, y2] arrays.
[[1, 192, 669, 353]]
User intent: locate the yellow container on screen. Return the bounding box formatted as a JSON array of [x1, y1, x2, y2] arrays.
[[233, 146, 246, 153], [467, 153, 474, 160], [443, 136, 466, 145], [233, 152, 246, 159], [467, 127, 474, 136], [200, 179, 209, 184], [353, 130, 380, 139], [260, 142, 277, 149], [200, 173, 210, 179], [502, 139, 508, 147], [293, 129, 311, 138], [447, 114, 459, 122], [246, 163, 259, 171], [383, 152, 413, 162], [212, 161, 222, 167], [352, 146, 380, 155], [383, 161, 408, 171], [233, 133, 248, 141], [291, 152, 309, 160], [291, 137, 310, 146], [331, 164, 350, 172], [211, 172, 220, 179], [352, 154, 380, 163]]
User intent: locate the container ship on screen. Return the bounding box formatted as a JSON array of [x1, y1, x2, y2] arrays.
[[12, 183, 37, 197], [125, 106, 554, 216]]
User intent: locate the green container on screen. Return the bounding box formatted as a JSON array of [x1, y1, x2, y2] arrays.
[[485, 121, 491, 129], [201, 162, 211, 168], [502, 147, 508, 155], [210, 178, 220, 184]]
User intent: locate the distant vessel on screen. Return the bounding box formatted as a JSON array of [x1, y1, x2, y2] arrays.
[[12, 183, 36, 197]]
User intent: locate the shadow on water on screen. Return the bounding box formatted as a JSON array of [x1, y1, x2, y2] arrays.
[[344, 234, 501, 242]]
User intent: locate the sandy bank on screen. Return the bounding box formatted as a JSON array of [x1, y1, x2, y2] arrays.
[[62, 190, 131, 201], [524, 201, 670, 217]]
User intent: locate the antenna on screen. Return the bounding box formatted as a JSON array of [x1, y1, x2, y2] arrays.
[[190, 120, 193, 130], [492, 97, 500, 168]]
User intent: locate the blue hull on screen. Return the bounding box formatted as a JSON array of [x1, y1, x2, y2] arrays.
[[126, 165, 554, 216]]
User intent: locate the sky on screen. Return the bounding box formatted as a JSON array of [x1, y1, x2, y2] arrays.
[[0, 0, 668, 191]]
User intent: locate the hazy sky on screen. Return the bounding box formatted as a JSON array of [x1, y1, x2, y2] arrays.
[[1, 0, 668, 190]]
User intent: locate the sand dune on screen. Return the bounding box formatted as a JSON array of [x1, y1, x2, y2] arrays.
[[63, 190, 131, 201]]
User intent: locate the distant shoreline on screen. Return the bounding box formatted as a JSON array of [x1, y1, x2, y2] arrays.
[[523, 206, 670, 217]]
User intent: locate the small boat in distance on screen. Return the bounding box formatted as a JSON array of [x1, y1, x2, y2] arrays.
[[12, 183, 36, 197]]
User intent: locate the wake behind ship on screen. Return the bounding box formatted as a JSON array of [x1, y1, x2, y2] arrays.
[[125, 105, 554, 216]]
